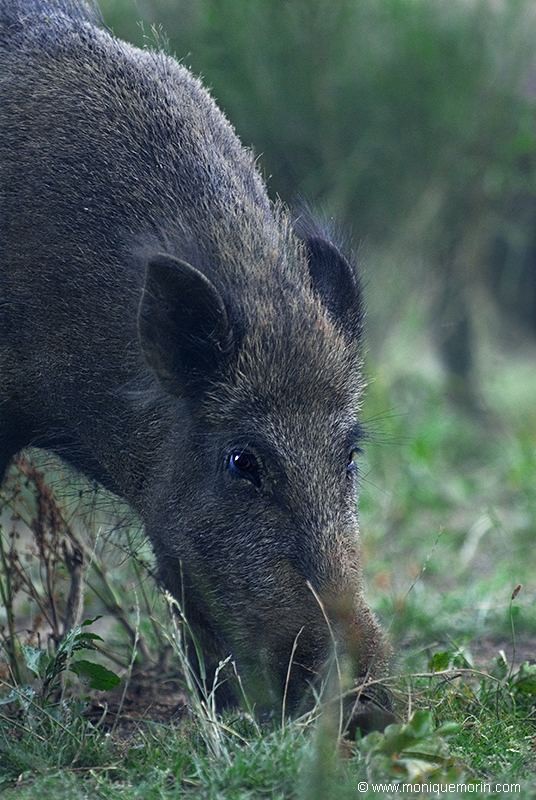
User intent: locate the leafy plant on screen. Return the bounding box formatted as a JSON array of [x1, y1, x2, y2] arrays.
[[1, 617, 119, 710], [359, 709, 465, 783]]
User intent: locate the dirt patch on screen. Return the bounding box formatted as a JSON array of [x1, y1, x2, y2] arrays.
[[469, 634, 536, 670], [86, 668, 189, 737]]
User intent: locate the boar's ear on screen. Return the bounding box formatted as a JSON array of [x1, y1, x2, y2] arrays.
[[138, 253, 232, 395], [303, 236, 363, 340]]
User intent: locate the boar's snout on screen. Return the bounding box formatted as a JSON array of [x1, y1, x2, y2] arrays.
[[159, 534, 390, 731], [216, 562, 391, 729]]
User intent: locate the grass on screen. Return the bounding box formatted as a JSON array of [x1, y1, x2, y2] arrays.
[[0, 353, 535, 798]]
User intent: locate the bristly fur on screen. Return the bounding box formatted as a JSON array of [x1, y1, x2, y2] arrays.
[[0, 0, 391, 725], [0, 1, 102, 25]]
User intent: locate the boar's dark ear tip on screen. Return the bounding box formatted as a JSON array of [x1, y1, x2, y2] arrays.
[[299, 230, 364, 340], [144, 252, 174, 285], [148, 252, 177, 272], [143, 252, 179, 286], [146, 252, 197, 283]]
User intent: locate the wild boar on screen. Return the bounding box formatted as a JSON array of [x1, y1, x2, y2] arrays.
[[0, 0, 391, 726]]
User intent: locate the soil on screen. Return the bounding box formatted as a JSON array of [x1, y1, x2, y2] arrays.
[[86, 668, 189, 737]]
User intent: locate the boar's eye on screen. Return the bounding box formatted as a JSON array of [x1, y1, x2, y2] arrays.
[[346, 447, 362, 477], [226, 449, 261, 488]]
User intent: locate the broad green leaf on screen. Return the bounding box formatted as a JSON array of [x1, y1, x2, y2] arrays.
[[70, 659, 120, 691], [436, 721, 461, 737], [407, 709, 435, 738], [81, 616, 103, 627], [72, 632, 104, 644], [429, 651, 451, 672]]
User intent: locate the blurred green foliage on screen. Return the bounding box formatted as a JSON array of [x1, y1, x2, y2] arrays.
[[99, 0, 534, 230]]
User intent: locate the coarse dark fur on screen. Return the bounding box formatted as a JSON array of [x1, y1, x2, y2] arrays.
[[0, 0, 391, 725]]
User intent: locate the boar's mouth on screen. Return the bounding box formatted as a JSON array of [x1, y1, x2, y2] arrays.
[[159, 558, 394, 732], [198, 625, 396, 734]]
